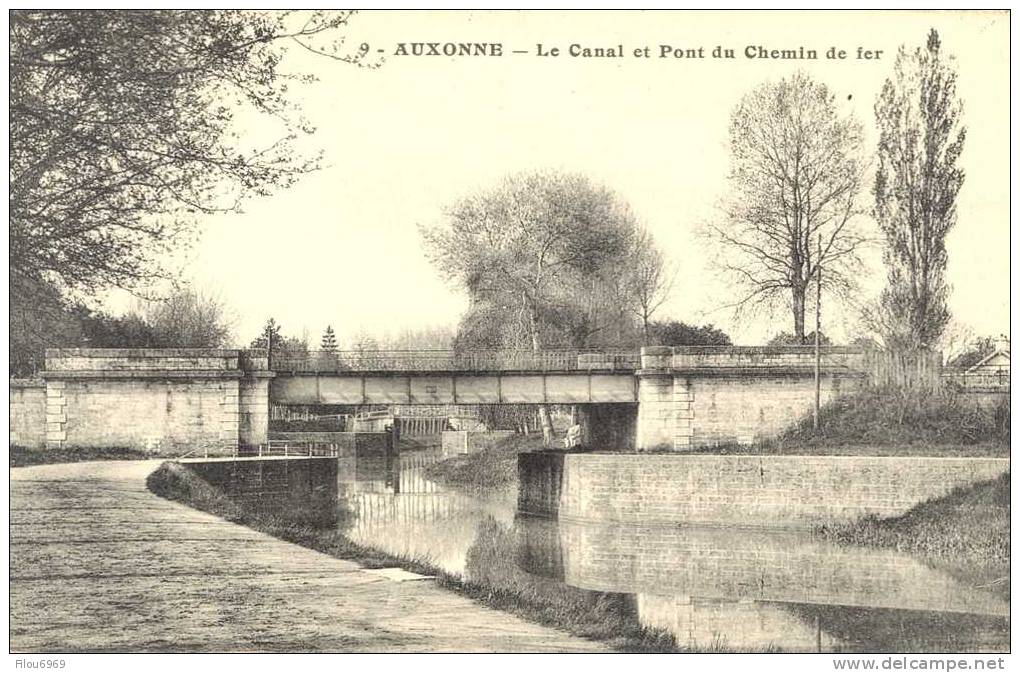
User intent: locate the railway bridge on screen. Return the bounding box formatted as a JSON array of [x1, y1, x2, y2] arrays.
[[19, 346, 866, 453]]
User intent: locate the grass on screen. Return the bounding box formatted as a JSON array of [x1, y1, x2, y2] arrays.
[[688, 441, 1008, 458], [145, 460, 684, 652], [819, 473, 1010, 599], [779, 386, 1009, 448], [421, 434, 549, 493], [699, 386, 1008, 457], [10, 445, 158, 468]]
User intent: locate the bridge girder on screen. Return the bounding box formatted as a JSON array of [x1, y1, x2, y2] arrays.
[[270, 371, 638, 406]]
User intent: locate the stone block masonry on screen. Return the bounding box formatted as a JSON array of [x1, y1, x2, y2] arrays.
[[38, 348, 272, 454], [10, 380, 47, 448], [519, 452, 1009, 528], [635, 346, 863, 451], [180, 457, 338, 526], [18, 345, 903, 455], [58, 379, 241, 452]]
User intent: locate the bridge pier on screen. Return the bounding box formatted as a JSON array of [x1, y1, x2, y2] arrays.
[[636, 347, 695, 452]]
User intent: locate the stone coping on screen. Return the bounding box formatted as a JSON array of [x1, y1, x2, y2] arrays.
[[9, 378, 45, 388], [39, 369, 245, 380], [646, 345, 865, 355], [636, 366, 865, 377], [45, 347, 248, 358]]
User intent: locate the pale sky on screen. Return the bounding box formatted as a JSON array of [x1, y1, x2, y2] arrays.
[[111, 10, 1010, 348]]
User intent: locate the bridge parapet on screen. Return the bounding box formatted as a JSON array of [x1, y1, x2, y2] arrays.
[[667, 345, 865, 373], [44, 347, 248, 375], [271, 349, 640, 373]]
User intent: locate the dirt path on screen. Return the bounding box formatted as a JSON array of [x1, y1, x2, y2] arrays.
[[10, 460, 605, 653]]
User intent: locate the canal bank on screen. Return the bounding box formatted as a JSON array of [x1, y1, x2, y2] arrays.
[[150, 444, 1009, 653], [9, 460, 607, 653], [146, 455, 681, 652]]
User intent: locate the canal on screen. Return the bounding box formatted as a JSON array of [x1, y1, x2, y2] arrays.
[[335, 445, 1009, 653]]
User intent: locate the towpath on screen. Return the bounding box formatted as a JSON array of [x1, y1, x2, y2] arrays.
[[10, 460, 605, 652]]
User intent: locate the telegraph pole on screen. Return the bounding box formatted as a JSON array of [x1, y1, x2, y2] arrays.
[[813, 234, 822, 431]]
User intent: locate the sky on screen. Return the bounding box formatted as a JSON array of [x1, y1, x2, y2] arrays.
[[111, 10, 1010, 349]]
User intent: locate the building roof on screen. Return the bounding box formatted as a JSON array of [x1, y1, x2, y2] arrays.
[[966, 347, 1010, 373]]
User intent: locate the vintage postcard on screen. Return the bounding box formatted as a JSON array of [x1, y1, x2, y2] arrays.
[[7, 8, 1011, 666]]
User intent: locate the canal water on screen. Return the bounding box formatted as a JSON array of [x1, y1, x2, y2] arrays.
[[336, 446, 1009, 653]]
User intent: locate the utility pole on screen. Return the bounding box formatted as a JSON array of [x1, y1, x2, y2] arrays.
[[813, 234, 822, 431]]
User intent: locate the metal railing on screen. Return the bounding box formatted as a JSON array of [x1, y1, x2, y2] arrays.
[[942, 369, 1011, 391], [270, 349, 641, 373], [235, 441, 340, 458]]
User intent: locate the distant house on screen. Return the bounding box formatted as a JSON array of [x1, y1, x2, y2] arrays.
[[966, 336, 1010, 375]]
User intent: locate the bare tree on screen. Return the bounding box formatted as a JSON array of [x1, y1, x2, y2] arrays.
[[937, 319, 975, 366], [138, 288, 234, 347], [422, 171, 635, 445], [710, 72, 867, 343], [623, 228, 676, 345], [871, 29, 966, 350]]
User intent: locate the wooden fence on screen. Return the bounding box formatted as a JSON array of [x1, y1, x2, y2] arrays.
[[858, 349, 945, 392]]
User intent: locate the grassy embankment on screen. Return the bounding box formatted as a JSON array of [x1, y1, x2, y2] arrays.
[[421, 434, 549, 494], [706, 386, 1009, 457], [821, 472, 1009, 563], [784, 389, 1010, 578], [145, 460, 681, 653], [10, 445, 157, 468]]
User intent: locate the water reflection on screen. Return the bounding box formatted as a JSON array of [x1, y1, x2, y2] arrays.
[[334, 446, 1009, 652]]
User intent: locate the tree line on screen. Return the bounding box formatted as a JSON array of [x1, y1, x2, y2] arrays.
[[424, 29, 968, 358], [8, 14, 983, 378]]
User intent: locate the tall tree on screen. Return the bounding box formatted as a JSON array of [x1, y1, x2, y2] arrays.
[[710, 72, 867, 343], [10, 10, 364, 319], [422, 171, 635, 445], [871, 29, 966, 350]]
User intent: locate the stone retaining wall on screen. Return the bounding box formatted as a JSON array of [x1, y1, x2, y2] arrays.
[[181, 457, 337, 526], [518, 452, 1009, 527], [10, 380, 46, 448]]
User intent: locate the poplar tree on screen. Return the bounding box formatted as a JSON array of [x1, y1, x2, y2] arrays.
[[872, 29, 966, 350]]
